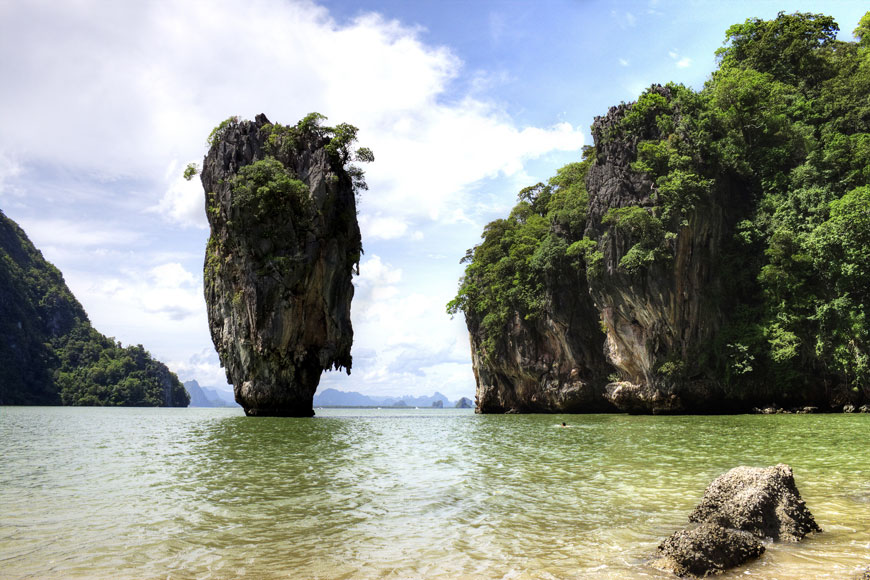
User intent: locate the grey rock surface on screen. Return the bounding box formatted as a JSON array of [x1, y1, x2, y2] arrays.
[[688, 464, 821, 541], [583, 85, 737, 414], [655, 522, 764, 577], [469, 301, 614, 413], [654, 464, 819, 577]]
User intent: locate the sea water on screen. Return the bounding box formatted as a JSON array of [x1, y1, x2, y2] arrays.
[[1, 406, 869, 579]]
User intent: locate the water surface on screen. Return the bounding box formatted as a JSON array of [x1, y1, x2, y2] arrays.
[[1, 407, 869, 579]]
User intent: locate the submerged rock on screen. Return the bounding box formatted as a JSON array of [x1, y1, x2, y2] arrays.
[[201, 114, 364, 417], [654, 464, 820, 577]]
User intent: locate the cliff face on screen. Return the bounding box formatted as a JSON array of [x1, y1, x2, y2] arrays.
[[201, 114, 361, 417], [0, 209, 189, 407], [470, 272, 614, 413], [583, 87, 737, 413], [461, 87, 754, 414]]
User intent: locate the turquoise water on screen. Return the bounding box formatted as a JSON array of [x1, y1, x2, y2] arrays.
[[1, 406, 869, 579]]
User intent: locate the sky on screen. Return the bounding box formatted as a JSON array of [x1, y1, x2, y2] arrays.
[[1, 0, 867, 401]]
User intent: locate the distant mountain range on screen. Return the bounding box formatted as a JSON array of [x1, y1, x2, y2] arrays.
[[182, 382, 473, 409], [314, 388, 474, 409], [184, 380, 239, 407]]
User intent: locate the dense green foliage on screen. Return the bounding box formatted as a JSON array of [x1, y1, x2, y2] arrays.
[[231, 157, 310, 223], [207, 116, 240, 147], [205, 112, 372, 230], [708, 11, 870, 393], [256, 112, 372, 194], [0, 210, 189, 406], [451, 11, 870, 397], [204, 113, 370, 283], [183, 163, 199, 181], [447, 157, 593, 356]]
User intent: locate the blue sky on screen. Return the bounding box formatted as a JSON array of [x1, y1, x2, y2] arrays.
[[1, 0, 866, 401]]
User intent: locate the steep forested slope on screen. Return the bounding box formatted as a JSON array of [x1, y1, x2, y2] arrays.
[[0, 210, 189, 406]]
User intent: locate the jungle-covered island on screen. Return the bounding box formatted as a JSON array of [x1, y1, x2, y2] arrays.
[[449, 11, 870, 414], [0, 210, 189, 407]]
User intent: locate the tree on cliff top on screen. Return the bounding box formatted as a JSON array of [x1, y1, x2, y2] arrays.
[[447, 157, 593, 359]]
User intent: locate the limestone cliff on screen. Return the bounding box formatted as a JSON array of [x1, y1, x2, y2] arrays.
[[469, 270, 614, 413], [583, 85, 741, 413], [459, 87, 775, 413], [455, 11, 870, 414], [201, 114, 363, 417]]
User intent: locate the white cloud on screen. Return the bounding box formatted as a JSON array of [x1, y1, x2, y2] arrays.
[[611, 10, 636, 29], [71, 261, 203, 324], [0, 151, 22, 195], [619, 58, 630, 67], [16, 218, 142, 249], [354, 254, 402, 302], [668, 49, 691, 68], [360, 110, 583, 226], [1, 0, 583, 236], [154, 161, 207, 229], [313, 252, 476, 399], [359, 214, 409, 241], [169, 348, 230, 389]]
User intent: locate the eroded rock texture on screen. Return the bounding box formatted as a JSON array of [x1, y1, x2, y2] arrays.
[[202, 114, 361, 416], [467, 85, 739, 414], [470, 273, 614, 413], [653, 464, 820, 577], [655, 523, 764, 578], [687, 464, 821, 541], [584, 85, 741, 414]]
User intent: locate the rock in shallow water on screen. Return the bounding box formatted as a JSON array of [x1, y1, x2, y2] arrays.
[[653, 464, 820, 577], [688, 464, 821, 541], [654, 522, 764, 577]]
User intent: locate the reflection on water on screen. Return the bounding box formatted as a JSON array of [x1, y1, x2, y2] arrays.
[[1, 407, 869, 579]]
